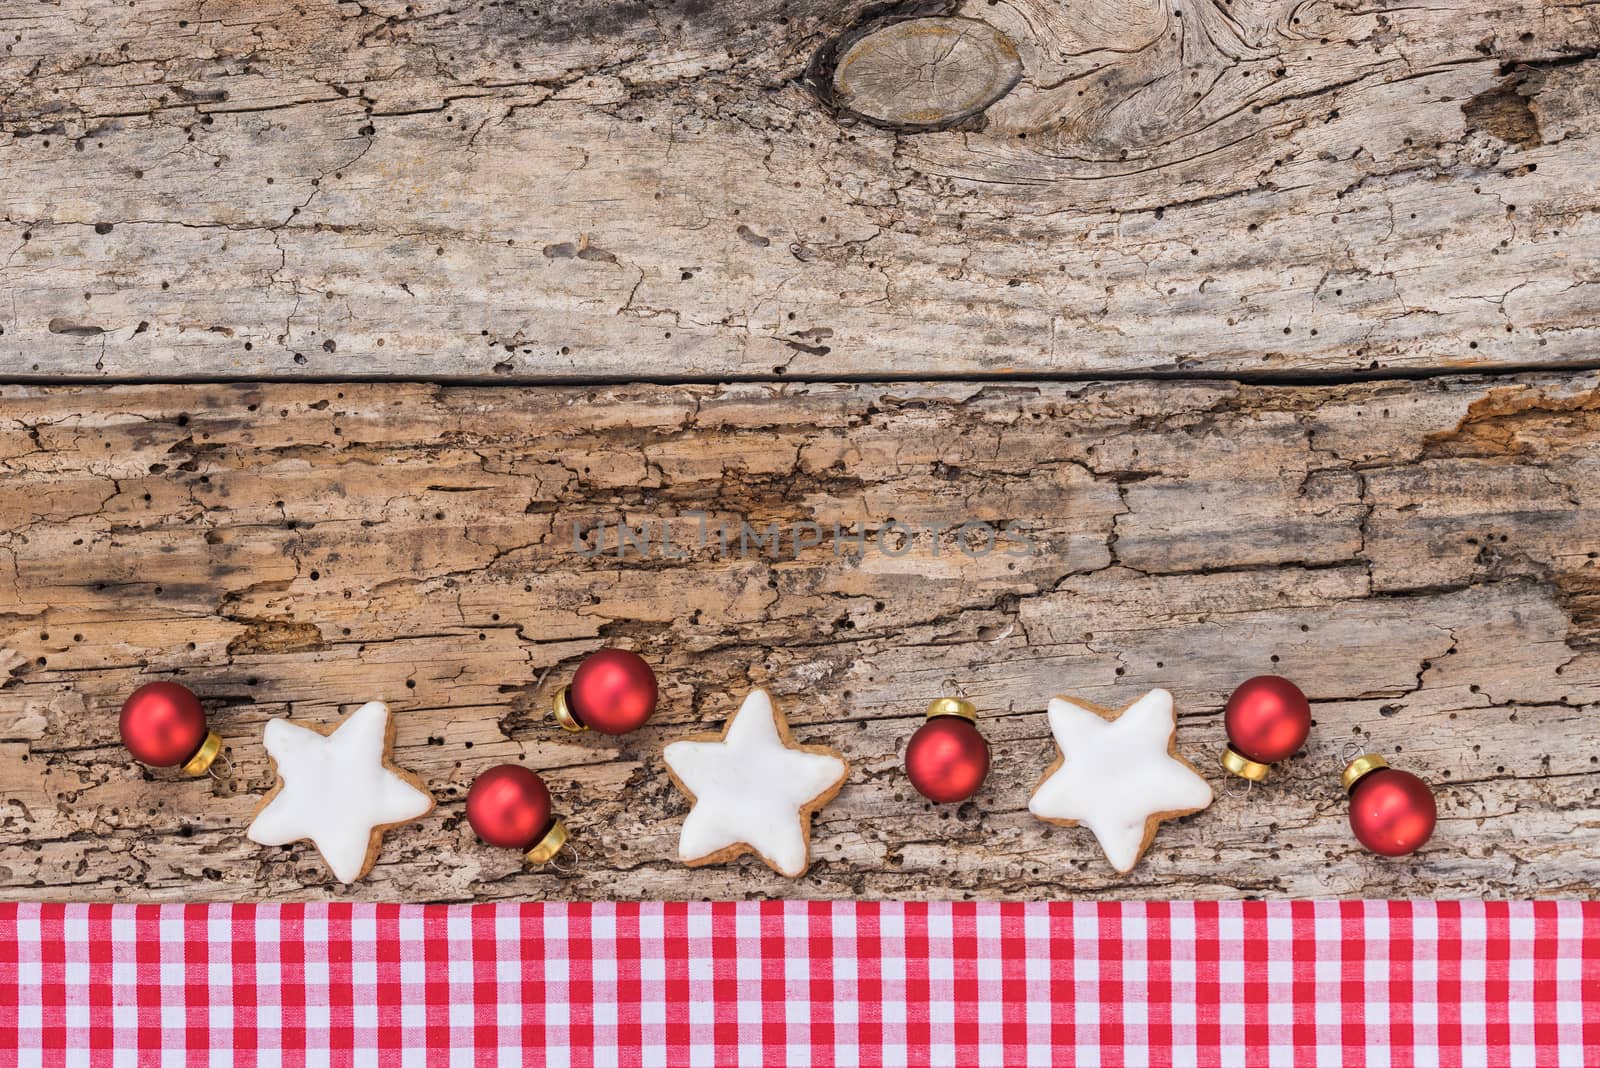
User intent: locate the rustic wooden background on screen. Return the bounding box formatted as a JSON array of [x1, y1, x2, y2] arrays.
[[2, 0, 1598, 900]]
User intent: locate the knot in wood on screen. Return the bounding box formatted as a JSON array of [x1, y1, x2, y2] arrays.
[[829, 17, 1022, 131]]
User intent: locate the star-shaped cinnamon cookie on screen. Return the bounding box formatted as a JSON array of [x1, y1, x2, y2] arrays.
[[1028, 688, 1213, 874], [662, 688, 849, 878], [247, 700, 434, 883]]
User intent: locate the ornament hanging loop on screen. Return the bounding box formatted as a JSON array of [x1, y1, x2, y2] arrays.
[[205, 748, 235, 782], [545, 840, 582, 876]]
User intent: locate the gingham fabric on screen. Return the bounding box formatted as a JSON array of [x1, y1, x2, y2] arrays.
[[2, 900, 1595, 1066]]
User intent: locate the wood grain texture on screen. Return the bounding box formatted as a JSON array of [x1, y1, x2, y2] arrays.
[[1, 375, 1597, 901], [2, 0, 1599, 379]]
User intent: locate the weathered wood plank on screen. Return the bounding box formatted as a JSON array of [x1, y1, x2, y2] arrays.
[[2, 1, 1598, 379], [1, 374, 1597, 900]]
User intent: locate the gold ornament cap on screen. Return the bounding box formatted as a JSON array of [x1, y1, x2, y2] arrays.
[[524, 816, 569, 865], [1342, 753, 1388, 792], [1220, 746, 1271, 782], [926, 697, 977, 723], [553, 686, 586, 733], [181, 731, 224, 777]]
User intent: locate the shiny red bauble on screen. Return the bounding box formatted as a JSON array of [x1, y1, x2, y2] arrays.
[[905, 701, 990, 804], [1224, 675, 1312, 766], [466, 764, 556, 850], [560, 649, 658, 735], [119, 682, 209, 768], [1348, 764, 1437, 857]]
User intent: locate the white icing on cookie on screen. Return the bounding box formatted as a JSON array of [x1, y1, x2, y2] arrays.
[[247, 700, 434, 883], [662, 688, 848, 878], [1028, 688, 1213, 874]]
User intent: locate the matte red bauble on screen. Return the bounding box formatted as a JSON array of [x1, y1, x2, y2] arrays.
[[1220, 675, 1312, 781], [1344, 755, 1436, 857], [119, 682, 222, 775], [555, 649, 658, 735], [905, 698, 991, 804], [466, 764, 568, 863]]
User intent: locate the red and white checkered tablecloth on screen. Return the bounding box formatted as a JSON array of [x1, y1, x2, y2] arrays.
[[2, 900, 1595, 1066]]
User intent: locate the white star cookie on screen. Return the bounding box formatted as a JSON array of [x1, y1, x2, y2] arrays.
[[1028, 689, 1213, 874], [247, 700, 434, 883], [662, 688, 849, 878]]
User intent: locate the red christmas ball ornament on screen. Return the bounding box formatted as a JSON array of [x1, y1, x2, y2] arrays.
[[905, 697, 991, 804], [466, 764, 569, 864], [119, 681, 223, 775], [1344, 754, 1437, 857], [555, 649, 658, 735], [1220, 675, 1312, 782]]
